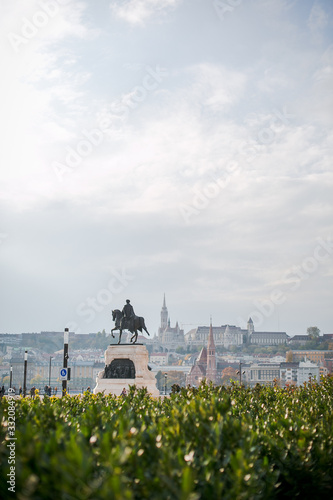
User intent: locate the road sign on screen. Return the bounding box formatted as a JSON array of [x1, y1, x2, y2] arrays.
[[60, 368, 68, 380]]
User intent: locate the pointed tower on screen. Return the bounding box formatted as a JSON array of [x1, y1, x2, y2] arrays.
[[160, 294, 168, 331], [246, 317, 254, 344], [247, 317, 254, 334], [206, 318, 217, 384]]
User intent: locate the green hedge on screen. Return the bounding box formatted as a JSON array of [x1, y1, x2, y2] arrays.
[[1, 377, 333, 499]]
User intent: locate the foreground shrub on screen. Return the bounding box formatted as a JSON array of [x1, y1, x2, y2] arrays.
[[0, 377, 332, 499]]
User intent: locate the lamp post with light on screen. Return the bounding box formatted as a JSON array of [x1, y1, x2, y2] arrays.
[[237, 361, 246, 386]]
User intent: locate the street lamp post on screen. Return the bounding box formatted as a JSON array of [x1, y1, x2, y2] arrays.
[[49, 356, 54, 387], [23, 350, 28, 397], [164, 373, 167, 396], [62, 328, 69, 397], [9, 365, 13, 390], [237, 362, 245, 386]]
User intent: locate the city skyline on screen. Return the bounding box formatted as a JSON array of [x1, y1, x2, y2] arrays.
[[1, 1, 332, 336]]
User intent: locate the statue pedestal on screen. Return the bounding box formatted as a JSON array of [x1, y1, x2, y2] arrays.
[[93, 344, 159, 397]]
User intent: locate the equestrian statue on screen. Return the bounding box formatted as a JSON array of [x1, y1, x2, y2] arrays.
[[111, 299, 150, 344]]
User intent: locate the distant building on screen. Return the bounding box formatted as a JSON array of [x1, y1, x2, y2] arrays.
[[186, 348, 326, 388], [246, 355, 326, 387], [244, 363, 280, 386], [324, 358, 333, 374], [319, 365, 328, 378], [186, 324, 245, 347], [288, 335, 310, 345], [186, 317, 288, 348], [10, 353, 35, 388], [291, 350, 332, 364], [297, 361, 320, 385], [150, 353, 168, 366], [186, 321, 218, 386], [243, 356, 327, 387], [280, 362, 299, 386], [288, 334, 333, 347], [249, 331, 288, 345], [157, 295, 185, 350], [35, 357, 63, 386], [205, 321, 217, 384], [34, 355, 105, 391], [0, 334, 22, 346], [186, 347, 208, 387], [322, 334, 333, 350]]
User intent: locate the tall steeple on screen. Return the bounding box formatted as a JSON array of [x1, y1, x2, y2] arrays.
[[247, 317, 254, 334], [206, 318, 217, 384], [246, 317, 254, 344], [160, 293, 168, 331]]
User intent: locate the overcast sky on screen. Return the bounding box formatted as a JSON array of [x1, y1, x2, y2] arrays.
[[0, 0, 332, 337]]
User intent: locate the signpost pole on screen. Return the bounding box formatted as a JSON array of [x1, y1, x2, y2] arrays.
[[49, 356, 53, 387], [23, 350, 28, 397], [62, 328, 69, 397], [9, 365, 13, 390]]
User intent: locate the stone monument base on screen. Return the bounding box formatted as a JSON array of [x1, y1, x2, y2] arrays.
[[93, 343, 159, 397]]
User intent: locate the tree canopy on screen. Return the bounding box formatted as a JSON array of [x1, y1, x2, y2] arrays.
[[307, 326, 320, 340]]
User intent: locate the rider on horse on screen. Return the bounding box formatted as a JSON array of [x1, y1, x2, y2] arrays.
[[121, 299, 135, 332], [111, 301, 150, 344]]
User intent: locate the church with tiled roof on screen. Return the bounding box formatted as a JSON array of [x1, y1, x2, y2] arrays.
[[157, 295, 185, 350], [186, 320, 218, 386]]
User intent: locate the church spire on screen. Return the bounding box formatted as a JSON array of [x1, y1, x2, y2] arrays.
[[206, 317, 217, 384], [160, 293, 168, 331], [207, 317, 215, 351]]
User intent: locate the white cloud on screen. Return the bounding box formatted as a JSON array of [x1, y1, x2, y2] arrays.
[[186, 64, 247, 113], [308, 2, 329, 42], [1, 0, 332, 335], [110, 0, 181, 25], [0, 1, 96, 207]]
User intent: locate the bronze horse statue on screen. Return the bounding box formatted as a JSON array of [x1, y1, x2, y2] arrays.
[[111, 309, 150, 344]]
